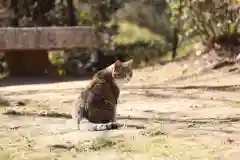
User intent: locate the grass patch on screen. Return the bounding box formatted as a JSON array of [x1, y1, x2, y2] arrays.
[[0, 134, 226, 160], [144, 136, 225, 160], [140, 123, 166, 137], [161, 39, 201, 61], [73, 134, 149, 153], [73, 131, 226, 159], [0, 124, 228, 160], [76, 135, 125, 152], [113, 21, 164, 45]]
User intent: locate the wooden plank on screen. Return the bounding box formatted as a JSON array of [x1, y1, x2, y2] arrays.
[[0, 26, 101, 51]]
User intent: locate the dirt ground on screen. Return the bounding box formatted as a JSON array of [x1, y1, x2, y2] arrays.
[[0, 60, 240, 160]]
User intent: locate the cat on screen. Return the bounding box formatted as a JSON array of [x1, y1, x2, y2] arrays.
[[72, 59, 133, 131]]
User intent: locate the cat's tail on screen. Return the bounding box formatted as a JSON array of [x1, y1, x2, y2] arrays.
[[90, 122, 121, 131]]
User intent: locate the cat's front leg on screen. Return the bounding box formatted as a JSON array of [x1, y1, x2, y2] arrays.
[[72, 104, 84, 130]]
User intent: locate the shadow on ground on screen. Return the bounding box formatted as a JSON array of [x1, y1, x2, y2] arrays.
[[128, 89, 240, 103], [3, 109, 240, 127], [0, 75, 93, 88]]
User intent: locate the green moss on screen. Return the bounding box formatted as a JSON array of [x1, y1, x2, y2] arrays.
[[112, 21, 164, 44]]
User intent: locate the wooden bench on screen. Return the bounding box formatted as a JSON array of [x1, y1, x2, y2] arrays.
[[0, 26, 103, 76]]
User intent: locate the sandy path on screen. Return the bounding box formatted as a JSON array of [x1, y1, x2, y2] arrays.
[[0, 62, 240, 159]]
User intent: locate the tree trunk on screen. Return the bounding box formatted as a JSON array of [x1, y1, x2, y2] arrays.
[[5, 50, 56, 76], [67, 0, 77, 26]]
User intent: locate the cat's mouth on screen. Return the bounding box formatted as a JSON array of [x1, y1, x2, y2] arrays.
[[123, 77, 132, 84], [112, 72, 132, 84]]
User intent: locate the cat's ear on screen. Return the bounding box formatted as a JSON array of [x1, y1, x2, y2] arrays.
[[114, 60, 122, 68], [125, 59, 133, 68]]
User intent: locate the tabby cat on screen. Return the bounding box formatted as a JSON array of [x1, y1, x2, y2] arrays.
[[72, 59, 133, 131]]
